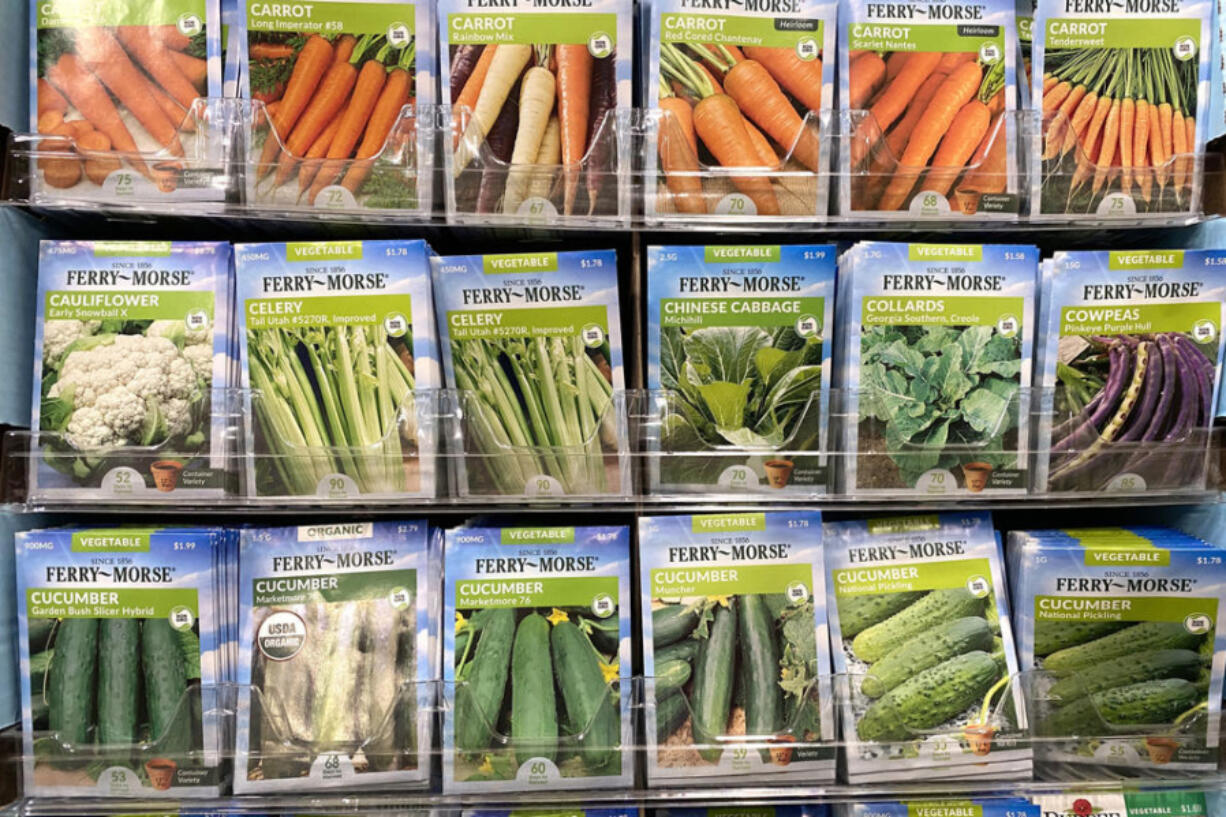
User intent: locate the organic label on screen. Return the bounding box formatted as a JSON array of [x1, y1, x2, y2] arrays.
[[651, 562, 811, 597], [244, 294, 411, 330], [46, 290, 214, 322], [862, 295, 1023, 327], [661, 14, 822, 50], [447, 14, 616, 46], [456, 575, 617, 609], [661, 297, 824, 328], [445, 306, 608, 342], [833, 558, 993, 597], [1035, 595, 1217, 626], [848, 23, 1002, 52]]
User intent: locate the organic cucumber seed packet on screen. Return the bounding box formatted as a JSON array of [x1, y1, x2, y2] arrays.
[[240, 0, 436, 214], [1008, 527, 1226, 773], [234, 520, 435, 792], [1034, 249, 1226, 495], [836, 242, 1038, 496], [1030, 0, 1213, 218], [235, 240, 440, 501], [638, 511, 835, 786], [645, 244, 836, 496], [16, 526, 227, 797], [823, 512, 1030, 783], [642, 0, 837, 221], [31, 240, 233, 502], [837, 0, 1020, 219], [442, 524, 633, 793], [432, 250, 629, 498]]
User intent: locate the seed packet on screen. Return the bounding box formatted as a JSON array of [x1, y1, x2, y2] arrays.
[[16, 526, 227, 797], [642, 0, 836, 222], [838, 0, 1020, 218], [837, 800, 1038, 817], [645, 244, 836, 496], [234, 240, 440, 501], [1035, 792, 1216, 817], [1008, 527, 1226, 773], [835, 242, 1038, 497], [438, 0, 632, 224], [823, 512, 1030, 782], [442, 524, 633, 792], [666, 808, 831, 817], [233, 520, 435, 792], [467, 810, 640, 817], [638, 512, 835, 786], [29, 0, 223, 203], [1030, 0, 1213, 218], [431, 250, 629, 498], [30, 240, 233, 502], [1033, 249, 1226, 495], [1017, 0, 1036, 107], [239, 0, 435, 214]]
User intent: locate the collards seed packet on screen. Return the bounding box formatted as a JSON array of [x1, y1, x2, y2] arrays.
[[1034, 249, 1226, 495], [29, 0, 225, 204], [432, 249, 629, 498], [31, 240, 233, 502], [439, 0, 632, 224], [16, 526, 228, 797], [638, 511, 835, 786], [239, 0, 436, 214], [235, 239, 440, 501], [838, 0, 1021, 218], [234, 520, 435, 792], [824, 512, 1030, 782], [646, 244, 836, 496], [1008, 527, 1226, 773], [642, 0, 837, 222], [443, 523, 633, 792], [1030, 0, 1213, 219], [836, 242, 1037, 497]]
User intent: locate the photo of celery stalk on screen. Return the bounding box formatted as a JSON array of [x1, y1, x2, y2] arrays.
[[247, 323, 419, 495], [451, 335, 617, 495]]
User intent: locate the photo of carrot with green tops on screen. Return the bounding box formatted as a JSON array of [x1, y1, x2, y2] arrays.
[[449, 39, 618, 218], [1038, 46, 1199, 214], [848, 49, 1008, 214], [33, 25, 208, 193], [653, 41, 824, 217], [251, 31, 420, 210]]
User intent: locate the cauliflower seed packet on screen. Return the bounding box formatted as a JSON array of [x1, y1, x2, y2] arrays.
[[30, 240, 234, 502]]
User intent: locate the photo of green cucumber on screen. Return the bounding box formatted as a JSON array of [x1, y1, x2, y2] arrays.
[[652, 594, 822, 767], [836, 588, 1011, 753], [453, 605, 622, 781], [31, 616, 204, 788]]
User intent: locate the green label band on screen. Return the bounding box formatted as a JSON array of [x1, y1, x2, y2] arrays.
[[651, 562, 812, 597], [862, 295, 1023, 328], [661, 297, 824, 329], [445, 305, 608, 342], [28, 588, 199, 619], [456, 575, 617, 609], [848, 22, 1002, 52], [248, 1, 416, 34], [1059, 302, 1218, 338], [245, 294, 412, 331], [448, 13, 616, 46], [39, 0, 201, 29], [661, 14, 822, 50], [1036, 595, 1217, 625], [1045, 17, 1201, 50], [254, 569, 414, 606], [833, 557, 992, 597]]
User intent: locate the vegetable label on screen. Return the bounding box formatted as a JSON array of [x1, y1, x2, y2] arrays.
[[15, 526, 228, 797], [442, 524, 633, 793], [239, 0, 436, 213], [645, 244, 836, 496], [842, 800, 1038, 817], [824, 513, 1031, 783], [1033, 249, 1226, 495], [1008, 527, 1226, 772], [30, 241, 233, 502], [432, 249, 630, 498], [1030, 0, 1213, 217], [638, 512, 836, 785], [235, 240, 441, 501], [837, 0, 1020, 218], [643, 0, 837, 221], [437, 0, 631, 222], [835, 242, 1038, 496], [233, 520, 435, 792], [29, 0, 224, 202]]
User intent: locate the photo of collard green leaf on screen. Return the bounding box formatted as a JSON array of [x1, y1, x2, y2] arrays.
[[858, 324, 1021, 489], [660, 324, 823, 485]]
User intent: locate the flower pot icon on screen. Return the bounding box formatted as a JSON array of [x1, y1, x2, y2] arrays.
[[145, 757, 176, 790], [962, 462, 993, 493], [150, 460, 183, 492], [963, 723, 994, 755], [1145, 736, 1179, 764], [764, 459, 794, 489]]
